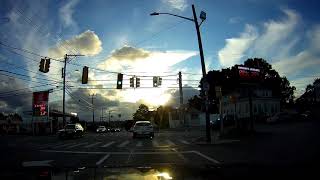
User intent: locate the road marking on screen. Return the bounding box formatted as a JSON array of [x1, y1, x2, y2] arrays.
[[101, 141, 115, 148], [41, 149, 221, 164], [95, 154, 110, 166], [179, 140, 190, 145], [136, 141, 142, 147], [165, 139, 176, 146], [65, 142, 88, 149], [152, 140, 159, 147], [53, 142, 76, 149], [85, 142, 102, 148], [172, 148, 188, 162], [117, 140, 130, 148], [191, 151, 220, 164]]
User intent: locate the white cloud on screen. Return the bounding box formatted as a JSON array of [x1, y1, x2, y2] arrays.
[[162, 0, 188, 11], [93, 46, 197, 108], [217, 8, 320, 97], [59, 0, 79, 28], [48, 30, 102, 58], [253, 9, 299, 56], [218, 24, 257, 67]]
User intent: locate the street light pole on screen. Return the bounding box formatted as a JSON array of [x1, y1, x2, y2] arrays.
[[150, 4, 211, 142]]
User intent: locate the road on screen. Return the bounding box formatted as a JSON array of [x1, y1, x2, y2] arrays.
[[1, 120, 320, 178]]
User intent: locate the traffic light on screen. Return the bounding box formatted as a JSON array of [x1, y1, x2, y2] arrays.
[[158, 77, 162, 86], [153, 76, 158, 87], [44, 58, 50, 72], [39, 58, 45, 72], [117, 73, 123, 89], [39, 58, 50, 73], [82, 66, 89, 84], [136, 77, 140, 88], [130, 77, 134, 87]]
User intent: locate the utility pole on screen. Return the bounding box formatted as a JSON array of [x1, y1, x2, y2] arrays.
[[101, 107, 103, 123], [178, 72, 184, 124], [192, 5, 211, 142], [62, 54, 84, 127], [89, 94, 96, 124]]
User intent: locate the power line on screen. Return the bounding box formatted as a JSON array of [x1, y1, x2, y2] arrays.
[[0, 69, 61, 84], [0, 83, 59, 96], [0, 71, 61, 86]]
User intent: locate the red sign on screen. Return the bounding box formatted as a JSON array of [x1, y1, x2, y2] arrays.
[[33, 91, 49, 116], [238, 66, 260, 80]]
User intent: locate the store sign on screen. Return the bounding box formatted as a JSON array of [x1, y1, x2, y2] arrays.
[[238, 66, 260, 80], [33, 91, 49, 116]]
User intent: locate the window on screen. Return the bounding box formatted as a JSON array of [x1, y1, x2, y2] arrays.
[[254, 104, 257, 113], [191, 113, 199, 120], [246, 103, 249, 113]]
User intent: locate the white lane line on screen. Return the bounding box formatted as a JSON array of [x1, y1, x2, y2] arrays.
[[136, 141, 142, 147], [172, 148, 188, 162], [165, 139, 176, 146], [101, 141, 115, 148], [191, 151, 220, 164], [179, 140, 190, 145], [117, 140, 130, 148], [95, 154, 110, 166], [152, 140, 159, 147], [65, 142, 88, 149], [53, 142, 76, 149], [85, 142, 102, 148]]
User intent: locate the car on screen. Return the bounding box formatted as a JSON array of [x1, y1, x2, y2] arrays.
[[132, 121, 154, 138], [110, 128, 121, 132], [58, 123, 84, 139], [266, 112, 292, 123], [96, 126, 107, 133]]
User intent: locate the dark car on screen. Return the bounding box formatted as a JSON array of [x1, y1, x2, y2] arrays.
[[58, 123, 84, 139]]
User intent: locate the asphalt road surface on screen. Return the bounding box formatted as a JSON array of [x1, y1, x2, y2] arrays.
[[1, 120, 320, 178]]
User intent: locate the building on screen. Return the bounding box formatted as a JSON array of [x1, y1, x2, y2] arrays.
[[168, 107, 219, 128], [222, 87, 280, 120]]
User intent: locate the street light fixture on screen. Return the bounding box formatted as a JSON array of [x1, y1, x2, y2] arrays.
[[150, 4, 211, 142]]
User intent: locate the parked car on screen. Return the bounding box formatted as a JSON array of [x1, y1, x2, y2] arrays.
[[132, 121, 154, 138], [266, 112, 291, 123], [96, 126, 107, 133], [299, 111, 312, 121], [110, 128, 121, 132], [58, 123, 84, 139]]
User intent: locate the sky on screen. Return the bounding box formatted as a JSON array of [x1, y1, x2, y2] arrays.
[[0, 0, 319, 121]]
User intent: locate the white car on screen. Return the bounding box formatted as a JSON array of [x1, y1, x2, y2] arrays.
[[132, 121, 154, 138], [96, 126, 107, 133]]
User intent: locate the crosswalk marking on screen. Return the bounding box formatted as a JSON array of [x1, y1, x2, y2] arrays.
[[152, 140, 159, 147], [165, 139, 176, 146], [136, 141, 142, 147], [117, 140, 130, 148], [53, 142, 76, 149], [101, 141, 115, 148], [65, 142, 88, 149], [85, 142, 102, 148], [179, 140, 190, 145]]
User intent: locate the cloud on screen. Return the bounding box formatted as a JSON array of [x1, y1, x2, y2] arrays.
[[111, 46, 150, 60], [253, 9, 300, 56], [218, 24, 258, 67], [48, 30, 102, 58], [217, 8, 320, 97], [59, 0, 79, 28], [98, 46, 197, 73], [0, 76, 33, 113], [162, 0, 188, 11]]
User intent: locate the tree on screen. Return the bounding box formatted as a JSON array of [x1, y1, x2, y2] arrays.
[[133, 104, 150, 121], [200, 58, 296, 108]]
